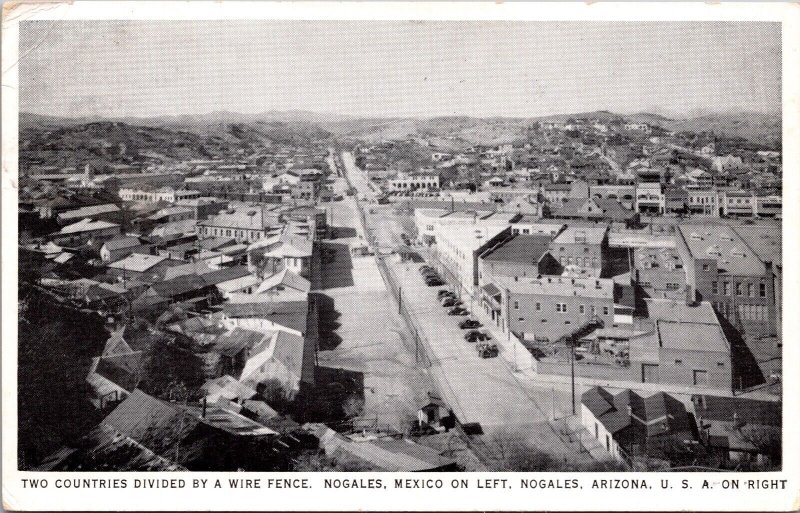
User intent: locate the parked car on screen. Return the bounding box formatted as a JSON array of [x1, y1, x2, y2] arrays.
[[441, 298, 461, 308], [476, 343, 499, 358], [459, 319, 482, 329], [448, 307, 469, 316], [438, 290, 455, 299], [426, 278, 444, 287], [463, 330, 484, 343]]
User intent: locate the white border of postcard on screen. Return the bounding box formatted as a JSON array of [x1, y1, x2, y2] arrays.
[[2, 2, 799, 511]]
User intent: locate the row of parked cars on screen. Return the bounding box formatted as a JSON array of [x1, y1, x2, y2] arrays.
[[435, 289, 499, 359], [420, 265, 444, 287]]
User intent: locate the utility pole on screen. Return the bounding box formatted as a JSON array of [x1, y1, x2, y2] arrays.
[[398, 286, 402, 314], [570, 337, 576, 416]]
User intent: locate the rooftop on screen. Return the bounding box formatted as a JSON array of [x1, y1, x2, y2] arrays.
[[644, 298, 719, 324], [730, 225, 781, 266], [59, 218, 120, 234], [552, 225, 608, 245], [634, 246, 684, 272], [481, 234, 551, 265], [498, 275, 614, 299], [201, 207, 279, 230], [656, 319, 730, 353], [147, 206, 194, 220], [256, 268, 311, 295], [677, 224, 769, 276], [102, 236, 146, 252], [57, 203, 120, 220], [222, 300, 309, 334], [107, 253, 168, 273]]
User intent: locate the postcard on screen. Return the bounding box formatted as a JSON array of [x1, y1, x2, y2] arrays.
[[2, 2, 798, 511]]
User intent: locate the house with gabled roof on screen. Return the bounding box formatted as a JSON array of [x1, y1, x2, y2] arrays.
[[247, 233, 314, 278], [100, 236, 152, 262], [51, 218, 121, 246], [581, 386, 696, 464]]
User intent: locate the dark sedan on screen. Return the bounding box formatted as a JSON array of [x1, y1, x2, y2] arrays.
[[459, 319, 482, 329]]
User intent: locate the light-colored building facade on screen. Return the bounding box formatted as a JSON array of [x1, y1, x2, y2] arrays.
[[119, 187, 201, 203], [388, 172, 440, 192]]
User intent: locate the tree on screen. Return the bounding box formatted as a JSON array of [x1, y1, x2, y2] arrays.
[[17, 286, 106, 468], [138, 339, 205, 402], [488, 430, 562, 471], [257, 378, 292, 414], [738, 425, 781, 469]]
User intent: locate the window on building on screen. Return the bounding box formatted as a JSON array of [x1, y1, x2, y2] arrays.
[[541, 319, 547, 323], [603, 307, 609, 315], [518, 317, 525, 322], [712, 281, 718, 294], [584, 247, 589, 253], [702, 264, 710, 271], [535, 303, 541, 311], [514, 301, 519, 310], [723, 282, 730, 295], [717, 362, 725, 368], [674, 359, 683, 366], [579, 305, 585, 314], [747, 283, 753, 297], [735, 282, 743, 296], [556, 303, 567, 313], [693, 370, 708, 387], [760, 283, 767, 297]]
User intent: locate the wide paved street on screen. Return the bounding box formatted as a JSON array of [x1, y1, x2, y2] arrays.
[[341, 152, 592, 463], [314, 168, 431, 433]]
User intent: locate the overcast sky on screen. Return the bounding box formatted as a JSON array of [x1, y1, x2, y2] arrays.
[[19, 21, 781, 119]]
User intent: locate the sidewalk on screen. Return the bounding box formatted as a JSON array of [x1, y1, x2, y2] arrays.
[[422, 247, 779, 404]]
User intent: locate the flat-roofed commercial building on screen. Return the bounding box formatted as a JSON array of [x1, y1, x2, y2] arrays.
[[675, 223, 779, 339], [484, 275, 616, 342], [548, 224, 609, 274], [531, 298, 733, 393], [435, 222, 512, 297], [388, 171, 439, 192]]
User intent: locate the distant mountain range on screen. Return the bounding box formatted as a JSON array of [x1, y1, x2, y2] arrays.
[[20, 108, 781, 148]]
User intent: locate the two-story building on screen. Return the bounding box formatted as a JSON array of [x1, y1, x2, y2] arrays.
[[548, 225, 609, 275], [198, 207, 282, 244], [388, 171, 440, 192], [675, 224, 779, 339]]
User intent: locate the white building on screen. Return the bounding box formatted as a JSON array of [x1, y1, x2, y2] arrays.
[[119, 186, 200, 203], [634, 183, 665, 214], [711, 155, 744, 173], [435, 222, 511, 297], [388, 172, 439, 192]]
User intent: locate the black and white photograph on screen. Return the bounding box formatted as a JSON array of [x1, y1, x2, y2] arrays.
[[2, 2, 797, 511]]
